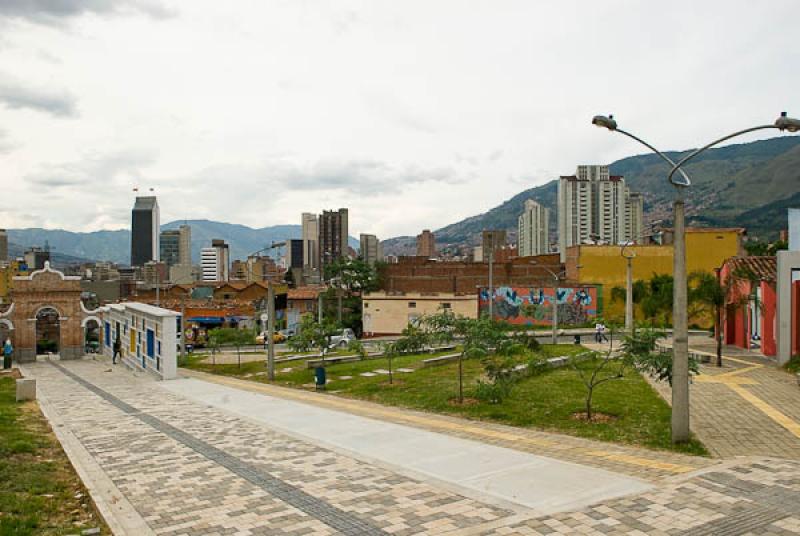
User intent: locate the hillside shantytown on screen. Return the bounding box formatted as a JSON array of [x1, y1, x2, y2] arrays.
[[1, 3, 800, 535]]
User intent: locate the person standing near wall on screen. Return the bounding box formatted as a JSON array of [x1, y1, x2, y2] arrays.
[[3, 339, 13, 369], [112, 336, 121, 365]]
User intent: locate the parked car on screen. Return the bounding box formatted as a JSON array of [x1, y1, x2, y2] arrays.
[[256, 332, 286, 344], [328, 328, 356, 349]]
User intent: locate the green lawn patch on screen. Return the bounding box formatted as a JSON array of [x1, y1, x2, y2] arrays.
[[784, 355, 800, 375], [0, 376, 110, 535], [182, 345, 707, 456]]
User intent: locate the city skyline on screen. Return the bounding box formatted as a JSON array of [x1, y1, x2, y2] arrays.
[[0, 2, 797, 238]]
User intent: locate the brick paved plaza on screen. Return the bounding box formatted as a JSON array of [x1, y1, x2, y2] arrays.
[[21, 356, 800, 535]]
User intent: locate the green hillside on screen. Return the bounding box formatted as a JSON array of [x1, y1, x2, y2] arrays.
[[383, 135, 800, 253]]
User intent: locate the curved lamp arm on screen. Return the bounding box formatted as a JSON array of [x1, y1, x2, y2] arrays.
[[615, 128, 692, 188], [667, 125, 777, 186]]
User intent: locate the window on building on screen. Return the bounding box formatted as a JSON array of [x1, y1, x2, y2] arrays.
[[364, 302, 369, 308], [442, 303, 452, 309], [408, 302, 416, 308]]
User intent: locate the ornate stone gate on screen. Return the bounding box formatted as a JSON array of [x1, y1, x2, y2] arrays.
[[0, 262, 102, 361]]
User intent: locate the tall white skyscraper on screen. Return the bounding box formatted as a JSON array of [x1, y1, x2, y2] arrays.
[[518, 199, 550, 256], [201, 239, 229, 282], [558, 165, 643, 261]]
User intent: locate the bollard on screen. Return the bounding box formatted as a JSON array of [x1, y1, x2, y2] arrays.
[[314, 366, 326, 390], [16, 378, 36, 401]]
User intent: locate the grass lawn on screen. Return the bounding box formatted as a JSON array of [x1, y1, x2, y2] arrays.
[[182, 345, 707, 456], [0, 375, 110, 535]]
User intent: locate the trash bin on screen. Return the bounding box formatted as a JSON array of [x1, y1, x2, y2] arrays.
[[573, 335, 581, 345], [3, 354, 10, 369], [314, 366, 326, 390]]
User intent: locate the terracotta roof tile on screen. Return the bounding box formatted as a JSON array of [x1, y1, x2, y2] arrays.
[[725, 256, 777, 282]]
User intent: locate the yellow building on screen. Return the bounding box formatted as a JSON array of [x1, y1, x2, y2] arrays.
[[362, 291, 477, 336], [566, 228, 745, 289], [0, 261, 28, 303]]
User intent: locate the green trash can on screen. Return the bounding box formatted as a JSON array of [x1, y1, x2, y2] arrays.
[[314, 366, 326, 390], [3, 355, 10, 370]]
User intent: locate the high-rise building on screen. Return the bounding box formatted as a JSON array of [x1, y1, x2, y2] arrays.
[[625, 192, 644, 243], [481, 230, 507, 261], [416, 229, 436, 257], [200, 239, 229, 282], [518, 200, 550, 256], [359, 234, 382, 265], [131, 196, 160, 267], [557, 165, 642, 261], [287, 239, 304, 269], [0, 229, 7, 262], [319, 208, 349, 266], [178, 224, 191, 265], [160, 230, 181, 267], [301, 213, 319, 273], [159, 224, 191, 269]]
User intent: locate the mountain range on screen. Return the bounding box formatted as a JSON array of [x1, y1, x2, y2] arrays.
[[6, 136, 800, 264], [382, 136, 800, 254], [6, 221, 359, 266]]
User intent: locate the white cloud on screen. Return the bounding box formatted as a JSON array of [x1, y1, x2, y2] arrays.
[[0, 0, 798, 239]]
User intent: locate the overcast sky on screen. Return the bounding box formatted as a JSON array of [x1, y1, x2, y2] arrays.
[[1, 1, 798, 238]]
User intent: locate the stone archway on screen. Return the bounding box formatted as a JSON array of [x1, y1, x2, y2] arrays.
[[0, 318, 13, 348], [82, 316, 102, 354], [35, 306, 61, 355], [8, 262, 101, 361]]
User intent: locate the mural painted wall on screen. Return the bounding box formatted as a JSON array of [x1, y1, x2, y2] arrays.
[[478, 286, 599, 326]]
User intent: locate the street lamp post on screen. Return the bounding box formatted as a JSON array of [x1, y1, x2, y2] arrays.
[[592, 111, 800, 443], [487, 232, 494, 321], [621, 244, 634, 335]]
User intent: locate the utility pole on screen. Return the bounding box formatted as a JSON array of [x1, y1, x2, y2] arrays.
[[487, 232, 494, 320], [625, 255, 634, 334], [552, 273, 559, 345], [267, 280, 275, 380], [671, 197, 690, 442]]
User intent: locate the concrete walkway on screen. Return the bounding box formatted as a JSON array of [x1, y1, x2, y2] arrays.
[[23, 358, 800, 535], [162, 377, 651, 514], [585, 334, 800, 459]]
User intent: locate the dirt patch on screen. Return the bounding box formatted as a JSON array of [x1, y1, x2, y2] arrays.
[[448, 397, 480, 407], [571, 411, 618, 423], [0, 367, 23, 379]]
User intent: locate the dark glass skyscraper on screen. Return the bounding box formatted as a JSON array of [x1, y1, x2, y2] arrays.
[[131, 196, 160, 267]]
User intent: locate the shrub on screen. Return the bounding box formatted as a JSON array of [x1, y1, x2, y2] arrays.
[[474, 379, 513, 404]]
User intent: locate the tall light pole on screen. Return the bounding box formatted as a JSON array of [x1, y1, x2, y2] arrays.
[[531, 261, 567, 345], [246, 242, 285, 381], [487, 232, 494, 320], [592, 111, 800, 443], [620, 222, 662, 335]]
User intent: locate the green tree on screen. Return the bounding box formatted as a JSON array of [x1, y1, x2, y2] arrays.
[[626, 327, 699, 385], [323, 257, 379, 334], [208, 327, 254, 369], [418, 311, 517, 404], [289, 314, 339, 360], [640, 274, 673, 324]]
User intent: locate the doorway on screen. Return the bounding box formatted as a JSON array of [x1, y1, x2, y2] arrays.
[[36, 307, 61, 355]]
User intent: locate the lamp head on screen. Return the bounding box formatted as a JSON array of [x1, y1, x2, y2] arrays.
[[775, 111, 800, 132], [592, 114, 617, 131]]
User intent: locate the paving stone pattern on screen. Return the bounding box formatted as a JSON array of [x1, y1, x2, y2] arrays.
[[29, 360, 800, 535], [31, 361, 512, 535]]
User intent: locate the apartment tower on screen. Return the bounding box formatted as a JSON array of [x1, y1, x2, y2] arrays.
[[319, 208, 349, 266], [557, 165, 643, 261], [518, 199, 550, 256], [359, 234, 382, 266], [200, 239, 229, 282], [416, 229, 436, 257]]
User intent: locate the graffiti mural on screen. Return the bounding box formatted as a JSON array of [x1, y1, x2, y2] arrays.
[[478, 286, 599, 326]]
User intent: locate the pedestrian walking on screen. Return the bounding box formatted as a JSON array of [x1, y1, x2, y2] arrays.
[[599, 322, 609, 343], [113, 336, 121, 364], [594, 322, 603, 343], [3, 338, 12, 369]]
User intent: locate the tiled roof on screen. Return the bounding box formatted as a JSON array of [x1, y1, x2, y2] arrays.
[[725, 256, 777, 282], [288, 286, 326, 300]]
